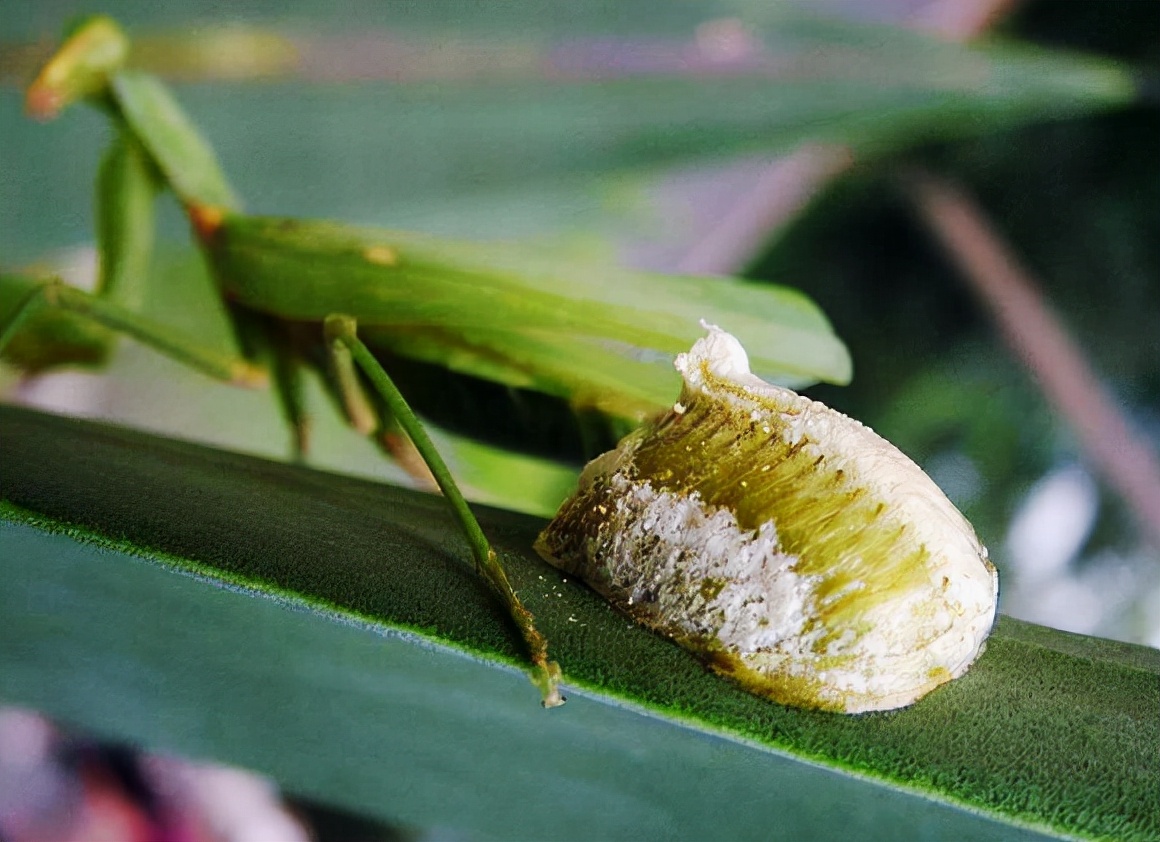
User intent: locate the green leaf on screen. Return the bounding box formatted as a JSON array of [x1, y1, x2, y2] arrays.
[[2, 405, 1155, 841], [172, 12, 1134, 203]]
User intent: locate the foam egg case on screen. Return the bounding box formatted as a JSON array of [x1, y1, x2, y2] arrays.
[[536, 325, 997, 713]]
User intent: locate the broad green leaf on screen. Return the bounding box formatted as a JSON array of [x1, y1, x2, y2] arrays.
[[2, 406, 1156, 841], [126, 10, 1135, 181], [166, 13, 1133, 210]]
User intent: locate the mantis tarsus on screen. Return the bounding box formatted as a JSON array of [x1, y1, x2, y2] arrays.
[[2, 16, 849, 706]]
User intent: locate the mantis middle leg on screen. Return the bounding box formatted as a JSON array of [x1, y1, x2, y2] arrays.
[[324, 314, 565, 708], [0, 277, 264, 387]]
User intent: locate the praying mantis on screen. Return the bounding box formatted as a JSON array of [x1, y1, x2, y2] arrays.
[[1, 16, 850, 706]]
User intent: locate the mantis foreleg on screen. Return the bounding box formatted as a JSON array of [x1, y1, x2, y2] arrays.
[[323, 314, 565, 708], [0, 278, 264, 388]]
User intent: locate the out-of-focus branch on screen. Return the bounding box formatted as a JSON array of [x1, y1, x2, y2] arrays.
[[675, 145, 852, 275], [672, 0, 1022, 276], [909, 0, 1021, 41], [905, 170, 1160, 550]]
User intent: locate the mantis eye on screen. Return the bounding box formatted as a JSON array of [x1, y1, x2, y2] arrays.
[[536, 324, 997, 713]]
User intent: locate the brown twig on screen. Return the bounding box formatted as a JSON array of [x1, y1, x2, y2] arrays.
[[908, 0, 1022, 41], [675, 145, 852, 276], [671, 0, 1022, 276], [904, 169, 1160, 550]]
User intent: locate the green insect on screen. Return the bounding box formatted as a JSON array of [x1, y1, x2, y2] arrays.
[[1, 16, 850, 706]]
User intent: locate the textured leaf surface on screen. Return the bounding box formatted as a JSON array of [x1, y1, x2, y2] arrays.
[[1, 406, 1156, 840]]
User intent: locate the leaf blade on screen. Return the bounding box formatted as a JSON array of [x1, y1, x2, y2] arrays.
[[1, 406, 1155, 841]]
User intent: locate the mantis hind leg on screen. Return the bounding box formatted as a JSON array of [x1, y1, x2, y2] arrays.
[[226, 307, 315, 458], [323, 313, 565, 708], [0, 277, 265, 387], [322, 323, 437, 489]]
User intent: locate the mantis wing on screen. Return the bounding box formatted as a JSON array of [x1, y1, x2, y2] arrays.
[[205, 216, 851, 422]]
